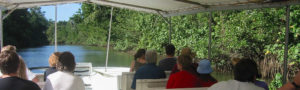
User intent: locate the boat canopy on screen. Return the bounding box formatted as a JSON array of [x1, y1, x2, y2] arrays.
[[0, 0, 299, 17]]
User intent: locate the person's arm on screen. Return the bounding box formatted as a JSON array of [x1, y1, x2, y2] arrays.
[[280, 82, 297, 90], [280, 71, 300, 90], [130, 61, 135, 72], [131, 73, 137, 89]]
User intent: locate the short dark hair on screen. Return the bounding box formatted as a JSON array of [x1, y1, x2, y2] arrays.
[[234, 58, 258, 82], [165, 44, 175, 56], [177, 55, 192, 70], [0, 51, 20, 74], [56, 52, 76, 72]]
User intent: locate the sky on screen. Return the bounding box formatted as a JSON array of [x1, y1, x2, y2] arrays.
[[41, 3, 81, 21]]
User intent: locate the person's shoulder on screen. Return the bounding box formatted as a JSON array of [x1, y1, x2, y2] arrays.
[[135, 65, 148, 72], [160, 58, 176, 62], [255, 80, 268, 86], [18, 78, 41, 90], [47, 71, 68, 79], [208, 80, 228, 90]]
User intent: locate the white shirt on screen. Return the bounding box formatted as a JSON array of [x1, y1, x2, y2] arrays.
[[26, 68, 36, 80], [208, 80, 264, 90], [43, 71, 85, 90]]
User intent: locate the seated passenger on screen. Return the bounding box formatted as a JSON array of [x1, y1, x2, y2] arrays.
[[44, 52, 84, 90], [208, 58, 264, 90], [44, 52, 61, 81], [171, 47, 197, 74], [131, 50, 166, 89], [231, 57, 269, 90], [196, 59, 217, 87], [159, 44, 177, 71], [0, 51, 40, 90], [130, 49, 146, 72], [167, 55, 201, 89], [1, 45, 38, 82]]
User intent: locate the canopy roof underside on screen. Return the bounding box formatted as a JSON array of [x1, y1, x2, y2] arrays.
[[0, 0, 299, 17]]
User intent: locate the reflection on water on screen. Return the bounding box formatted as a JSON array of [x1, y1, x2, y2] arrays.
[[18, 45, 133, 73]]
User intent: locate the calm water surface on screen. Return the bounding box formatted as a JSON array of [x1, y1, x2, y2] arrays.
[[18, 45, 133, 72], [18, 45, 247, 82]]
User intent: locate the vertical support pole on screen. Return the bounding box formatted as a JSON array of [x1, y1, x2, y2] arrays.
[[105, 7, 113, 72], [169, 17, 172, 44], [54, 5, 58, 52], [0, 9, 3, 49], [208, 12, 212, 60], [283, 5, 290, 84]]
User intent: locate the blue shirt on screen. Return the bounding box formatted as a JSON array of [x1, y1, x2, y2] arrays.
[[131, 63, 166, 89], [159, 57, 177, 71], [254, 80, 269, 90]]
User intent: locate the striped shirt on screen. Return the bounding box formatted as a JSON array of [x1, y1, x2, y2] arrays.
[[159, 57, 177, 71]]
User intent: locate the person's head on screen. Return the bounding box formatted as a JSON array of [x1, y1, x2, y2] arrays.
[[177, 55, 192, 71], [197, 59, 213, 74], [0, 51, 20, 75], [56, 52, 76, 72], [134, 49, 146, 61], [231, 57, 241, 66], [49, 52, 61, 67], [180, 47, 196, 58], [165, 44, 175, 56], [234, 58, 258, 82], [1, 45, 16, 52], [145, 50, 157, 64]]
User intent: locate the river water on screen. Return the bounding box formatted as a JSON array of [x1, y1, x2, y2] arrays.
[[18, 45, 133, 73], [18, 45, 236, 81]]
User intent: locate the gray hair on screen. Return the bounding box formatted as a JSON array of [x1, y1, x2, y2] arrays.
[[145, 50, 157, 64]]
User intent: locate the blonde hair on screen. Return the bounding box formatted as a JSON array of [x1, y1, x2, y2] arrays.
[[18, 57, 28, 80], [1, 45, 16, 52], [145, 50, 157, 64], [49, 52, 61, 67]]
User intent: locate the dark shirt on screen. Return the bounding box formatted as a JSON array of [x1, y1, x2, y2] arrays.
[[158, 57, 177, 71], [255, 80, 269, 90], [44, 67, 57, 81], [131, 63, 166, 89], [134, 61, 145, 72], [0, 76, 40, 90]]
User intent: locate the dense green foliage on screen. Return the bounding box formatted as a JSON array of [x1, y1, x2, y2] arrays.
[[269, 73, 283, 90], [3, 8, 49, 48], [46, 3, 299, 81]]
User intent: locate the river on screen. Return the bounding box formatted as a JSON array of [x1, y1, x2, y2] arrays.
[[18, 45, 236, 81], [18, 45, 133, 73]]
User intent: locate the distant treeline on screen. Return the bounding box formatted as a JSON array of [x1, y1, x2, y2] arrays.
[[47, 3, 300, 80], [3, 8, 49, 48]]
